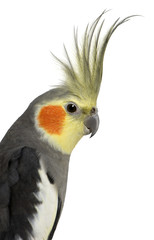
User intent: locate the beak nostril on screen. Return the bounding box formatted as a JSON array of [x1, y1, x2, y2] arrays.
[[91, 107, 95, 114], [91, 107, 97, 114]]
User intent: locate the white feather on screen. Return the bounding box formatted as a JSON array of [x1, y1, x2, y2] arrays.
[[28, 162, 58, 240]]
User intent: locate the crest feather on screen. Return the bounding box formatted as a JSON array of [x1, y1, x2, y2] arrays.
[[52, 11, 135, 103]]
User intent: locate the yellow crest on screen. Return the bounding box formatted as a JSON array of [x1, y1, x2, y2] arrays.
[[52, 11, 135, 104]]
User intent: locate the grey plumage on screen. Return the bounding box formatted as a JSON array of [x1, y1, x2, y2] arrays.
[[0, 88, 70, 202], [0, 89, 70, 239]]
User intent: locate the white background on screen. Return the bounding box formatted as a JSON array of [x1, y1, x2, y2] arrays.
[[0, 1, 154, 240]]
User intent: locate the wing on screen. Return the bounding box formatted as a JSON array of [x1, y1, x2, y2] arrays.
[[0, 147, 62, 240]]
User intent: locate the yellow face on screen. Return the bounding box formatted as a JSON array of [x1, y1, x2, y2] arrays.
[[35, 97, 97, 154]]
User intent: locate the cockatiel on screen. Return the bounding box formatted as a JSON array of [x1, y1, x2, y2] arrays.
[[0, 11, 134, 240]]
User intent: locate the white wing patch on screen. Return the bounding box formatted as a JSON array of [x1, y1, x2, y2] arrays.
[[28, 163, 58, 240]]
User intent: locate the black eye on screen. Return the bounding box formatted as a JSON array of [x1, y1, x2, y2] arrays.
[[65, 102, 80, 115], [66, 103, 77, 113]]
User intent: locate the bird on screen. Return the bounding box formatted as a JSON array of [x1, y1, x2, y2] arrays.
[[0, 11, 134, 240]]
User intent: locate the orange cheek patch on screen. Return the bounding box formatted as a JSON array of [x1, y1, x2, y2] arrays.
[[38, 105, 66, 135]]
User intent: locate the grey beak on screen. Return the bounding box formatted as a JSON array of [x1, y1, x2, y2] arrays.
[[84, 114, 100, 138]]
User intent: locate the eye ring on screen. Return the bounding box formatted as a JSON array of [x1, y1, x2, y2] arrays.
[[65, 102, 80, 115]]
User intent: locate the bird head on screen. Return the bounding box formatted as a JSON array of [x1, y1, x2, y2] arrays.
[[35, 93, 99, 154], [33, 12, 133, 154]]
